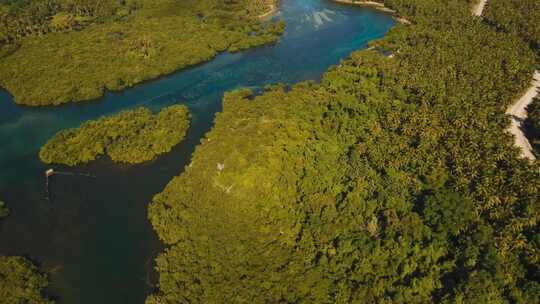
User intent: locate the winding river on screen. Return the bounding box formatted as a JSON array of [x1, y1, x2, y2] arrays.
[[0, 1, 394, 303]]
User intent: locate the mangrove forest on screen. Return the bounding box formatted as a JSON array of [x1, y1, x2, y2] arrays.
[[0, 0, 539, 303], [40, 105, 191, 165]]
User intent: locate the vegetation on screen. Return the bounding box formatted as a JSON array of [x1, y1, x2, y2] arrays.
[[0, 0, 284, 106], [0, 202, 53, 303], [40, 105, 190, 165], [147, 0, 540, 303], [484, 0, 540, 157], [250, 0, 278, 17], [0, 256, 53, 304], [484, 0, 540, 57], [0, 201, 8, 219], [525, 97, 540, 156]]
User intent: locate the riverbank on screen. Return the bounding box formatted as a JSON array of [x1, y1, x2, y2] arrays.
[[146, 0, 540, 301], [331, 0, 410, 24], [0, 0, 285, 107], [0, 1, 397, 302], [506, 71, 540, 160], [332, 0, 393, 13], [258, 1, 279, 19]]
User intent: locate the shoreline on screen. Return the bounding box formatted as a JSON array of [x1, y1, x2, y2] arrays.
[[332, 0, 395, 13], [505, 71, 539, 160], [258, 1, 279, 20], [331, 0, 410, 24]]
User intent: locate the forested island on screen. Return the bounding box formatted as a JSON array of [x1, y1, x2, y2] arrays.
[[0, 202, 53, 303], [0, 0, 283, 106], [147, 0, 540, 303], [0, 256, 53, 304], [40, 105, 191, 165]]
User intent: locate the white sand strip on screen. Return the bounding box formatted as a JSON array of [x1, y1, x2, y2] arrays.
[[506, 71, 540, 160], [473, 0, 487, 17]]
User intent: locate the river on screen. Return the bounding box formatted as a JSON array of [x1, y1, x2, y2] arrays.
[[0, 0, 394, 303]]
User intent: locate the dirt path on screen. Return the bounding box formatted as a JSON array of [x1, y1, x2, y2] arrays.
[[470, 0, 538, 160], [472, 0, 487, 17], [506, 71, 539, 160]]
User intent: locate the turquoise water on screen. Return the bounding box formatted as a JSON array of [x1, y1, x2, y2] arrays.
[[0, 1, 394, 303]]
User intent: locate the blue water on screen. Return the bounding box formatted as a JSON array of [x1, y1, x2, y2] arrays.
[[0, 1, 394, 303]]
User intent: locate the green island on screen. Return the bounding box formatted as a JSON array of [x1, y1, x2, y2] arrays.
[[0, 0, 283, 106], [0, 202, 53, 304], [40, 105, 191, 165], [146, 0, 540, 303], [0, 256, 52, 304]]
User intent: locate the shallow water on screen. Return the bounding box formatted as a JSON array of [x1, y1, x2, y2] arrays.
[[0, 1, 394, 303]]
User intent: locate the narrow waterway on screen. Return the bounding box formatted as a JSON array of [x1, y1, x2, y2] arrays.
[[0, 1, 395, 303]]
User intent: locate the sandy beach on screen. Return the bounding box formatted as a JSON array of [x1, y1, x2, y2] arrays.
[[332, 0, 395, 13], [331, 0, 410, 24], [258, 1, 279, 19]]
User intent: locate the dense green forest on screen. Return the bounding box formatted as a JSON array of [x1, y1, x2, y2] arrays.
[[484, 0, 540, 158], [0, 202, 52, 304], [40, 105, 190, 165], [0, 257, 52, 304], [0, 0, 283, 106], [525, 98, 540, 156], [147, 0, 540, 303], [484, 0, 540, 57]]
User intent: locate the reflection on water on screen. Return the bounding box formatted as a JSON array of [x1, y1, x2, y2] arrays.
[[0, 0, 394, 303]]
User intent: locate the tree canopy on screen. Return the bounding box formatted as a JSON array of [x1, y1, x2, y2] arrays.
[[525, 97, 540, 156], [40, 105, 191, 165], [0, 0, 283, 106], [147, 0, 540, 303], [484, 0, 540, 57], [0, 256, 53, 304], [0, 202, 53, 304], [484, 0, 540, 157]]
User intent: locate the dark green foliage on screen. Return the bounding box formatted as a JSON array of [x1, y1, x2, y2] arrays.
[[0, 0, 283, 106], [0, 199, 52, 303], [485, 0, 540, 158], [484, 0, 540, 57], [39, 105, 190, 165], [0, 256, 53, 304], [0, 201, 8, 219], [423, 190, 474, 238], [0, 0, 141, 43], [525, 97, 540, 156], [147, 0, 540, 303]]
